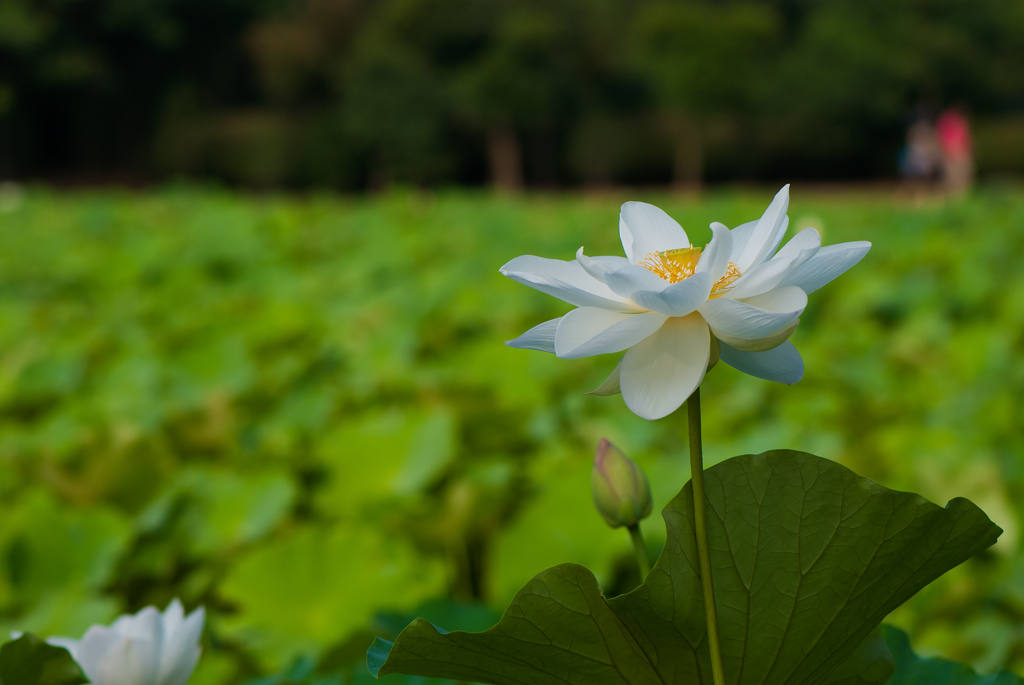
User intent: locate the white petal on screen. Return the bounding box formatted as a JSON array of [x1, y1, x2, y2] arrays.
[[696, 222, 733, 282], [766, 215, 789, 260], [619, 202, 689, 265], [727, 227, 820, 299], [773, 226, 822, 262], [740, 286, 807, 311], [619, 218, 634, 263], [159, 647, 201, 685], [776, 241, 871, 294], [726, 251, 813, 301], [735, 185, 790, 272], [162, 600, 185, 635], [575, 248, 629, 283], [719, 341, 804, 384], [94, 636, 160, 685], [631, 272, 713, 317], [158, 606, 204, 685], [619, 313, 710, 420], [700, 286, 807, 340], [499, 256, 639, 311], [505, 317, 561, 353], [116, 606, 162, 645], [555, 308, 668, 359], [713, 319, 798, 352], [726, 219, 758, 262], [75, 626, 121, 681], [110, 613, 137, 635], [586, 360, 622, 396], [604, 263, 670, 298]]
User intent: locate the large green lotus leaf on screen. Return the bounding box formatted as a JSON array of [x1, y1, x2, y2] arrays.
[[0, 489, 131, 611], [370, 450, 1001, 684], [881, 625, 1023, 685], [368, 564, 663, 683], [0, 589, 119, 647], [137, 466, 297, 558], [820, 629, 896, 685], [314, 407, 457, 517], [0, 634, 87, 685]]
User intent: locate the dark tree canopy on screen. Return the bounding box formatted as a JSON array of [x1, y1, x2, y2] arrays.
[[1, 0, 1023, 188]]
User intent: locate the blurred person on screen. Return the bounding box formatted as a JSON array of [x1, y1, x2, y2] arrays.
[[897, 114, 942, 202], [936, 105, 974, 194], [898, 117, 941, 184]]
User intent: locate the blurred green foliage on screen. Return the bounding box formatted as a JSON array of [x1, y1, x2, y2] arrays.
[[2, 0, 1024, 186], [0, 187, 1021, 682], [882, 626, 1024, 685]]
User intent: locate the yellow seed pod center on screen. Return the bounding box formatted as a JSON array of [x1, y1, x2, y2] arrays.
[[638, 246, 703, 283], [639, 246, 743, 297]]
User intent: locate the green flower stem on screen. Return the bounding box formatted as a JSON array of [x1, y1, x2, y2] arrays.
[[627, 524, 651, 579], [688, 387, 726, 685]]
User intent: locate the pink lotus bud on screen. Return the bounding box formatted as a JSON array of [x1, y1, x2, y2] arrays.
[[591, 438, 653, 528]]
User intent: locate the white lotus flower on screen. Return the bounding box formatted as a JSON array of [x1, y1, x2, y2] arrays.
[[500, 186, 870, 420], [47, 599, 205, 685]]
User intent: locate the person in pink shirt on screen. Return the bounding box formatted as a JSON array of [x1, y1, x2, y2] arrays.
[[936, 106, 974, 193]]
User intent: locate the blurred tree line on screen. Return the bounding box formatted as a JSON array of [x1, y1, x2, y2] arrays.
[[1, 0, 1024, 189]]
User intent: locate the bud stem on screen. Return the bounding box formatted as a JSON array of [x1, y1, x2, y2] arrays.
[[688, 388, 726, 685], [627, 524, 651, 579]]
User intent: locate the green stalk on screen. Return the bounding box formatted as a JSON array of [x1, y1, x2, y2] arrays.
[[627, 524, 651, 579], [688, 387, 726, 685]]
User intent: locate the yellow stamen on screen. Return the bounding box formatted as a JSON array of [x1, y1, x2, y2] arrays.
[[638, 246, 702, 283], [639, 246, 744, 298], [711, 262, 742, 297]]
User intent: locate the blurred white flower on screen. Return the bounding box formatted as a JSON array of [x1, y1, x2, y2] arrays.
[[48, 599, 205, 685], [501, 185, 870, 420]]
